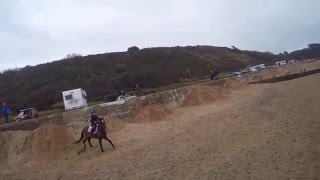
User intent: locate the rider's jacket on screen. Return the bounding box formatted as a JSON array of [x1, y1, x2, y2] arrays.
[[90, 114, 99, 127]]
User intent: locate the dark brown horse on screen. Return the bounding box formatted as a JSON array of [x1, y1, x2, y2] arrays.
[[74, 117, 115, 152]]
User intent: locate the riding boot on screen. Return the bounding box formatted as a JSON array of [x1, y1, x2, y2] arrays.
[[91, 128, 96, 136]]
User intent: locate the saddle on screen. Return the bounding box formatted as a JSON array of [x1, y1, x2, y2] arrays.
[[88, 125, 98, 134]]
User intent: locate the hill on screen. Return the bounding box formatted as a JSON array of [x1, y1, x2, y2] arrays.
[[0, 44, 319, 112]]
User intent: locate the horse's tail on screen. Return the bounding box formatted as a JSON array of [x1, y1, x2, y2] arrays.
[[74, 131, 84, 144]]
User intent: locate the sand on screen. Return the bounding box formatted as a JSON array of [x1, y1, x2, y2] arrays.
[[181, 85, 228, 107], [130, 104, 173, 123], [224, 78, 247, 89], [0, 73, 319, 180]]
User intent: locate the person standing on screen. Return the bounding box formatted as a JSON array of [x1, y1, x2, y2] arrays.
[[135, 84, 141, 96], [2, 103, 10, 123]]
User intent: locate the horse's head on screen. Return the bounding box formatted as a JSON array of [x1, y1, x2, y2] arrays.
[[98, 117, 106, 130]]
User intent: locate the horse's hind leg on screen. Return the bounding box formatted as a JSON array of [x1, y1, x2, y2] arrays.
[[99, 139, 104, 152], [88, 138, 93, 147], [104, 136, 115, 149], [82, 138, 88, 149]]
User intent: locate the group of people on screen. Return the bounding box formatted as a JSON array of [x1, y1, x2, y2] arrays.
[[1, 103, 10, 124]]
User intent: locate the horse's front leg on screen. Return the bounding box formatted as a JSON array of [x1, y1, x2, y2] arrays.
[[99, 138, 104, 152], [88, 138, 93, 147], [104, 136, 115, 149]]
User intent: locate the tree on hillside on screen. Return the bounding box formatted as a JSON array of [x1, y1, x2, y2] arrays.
[[308, 43, 320, 49], [128, 46, 139, 52], [128, 46, 140, 58], [64, 53, 82, 59], [128, 46, 140, 55], [114, 64, 127, 73]]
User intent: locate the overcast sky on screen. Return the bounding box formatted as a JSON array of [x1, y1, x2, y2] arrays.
[[0, 0, 319, 70]]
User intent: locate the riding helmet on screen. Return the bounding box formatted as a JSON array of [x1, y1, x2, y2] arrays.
[[90, 108, 95, 114]]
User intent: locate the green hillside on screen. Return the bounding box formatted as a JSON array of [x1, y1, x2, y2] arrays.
[[1, 44, 319, 112]]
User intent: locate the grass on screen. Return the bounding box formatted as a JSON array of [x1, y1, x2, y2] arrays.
[[88, 101, 103, 106], [152, 72, 230, 93], [0, 115, 15, 125], [38, 109, 63, 117]]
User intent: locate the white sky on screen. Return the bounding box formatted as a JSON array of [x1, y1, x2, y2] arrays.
[[0, 0, 319, 70]]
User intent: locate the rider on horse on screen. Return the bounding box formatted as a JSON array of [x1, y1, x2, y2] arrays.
[[75, 108, 115, 152], [210, 69, 219, 80], [89, 108, 99, 135]]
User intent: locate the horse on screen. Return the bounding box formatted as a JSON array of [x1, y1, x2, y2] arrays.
[[74, 117, 115, 152]]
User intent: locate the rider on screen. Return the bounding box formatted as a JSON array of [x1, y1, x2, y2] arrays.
[[89, 108, 99, 135]]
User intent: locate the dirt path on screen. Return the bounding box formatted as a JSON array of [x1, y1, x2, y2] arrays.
[[1, 74, 319, 180]]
